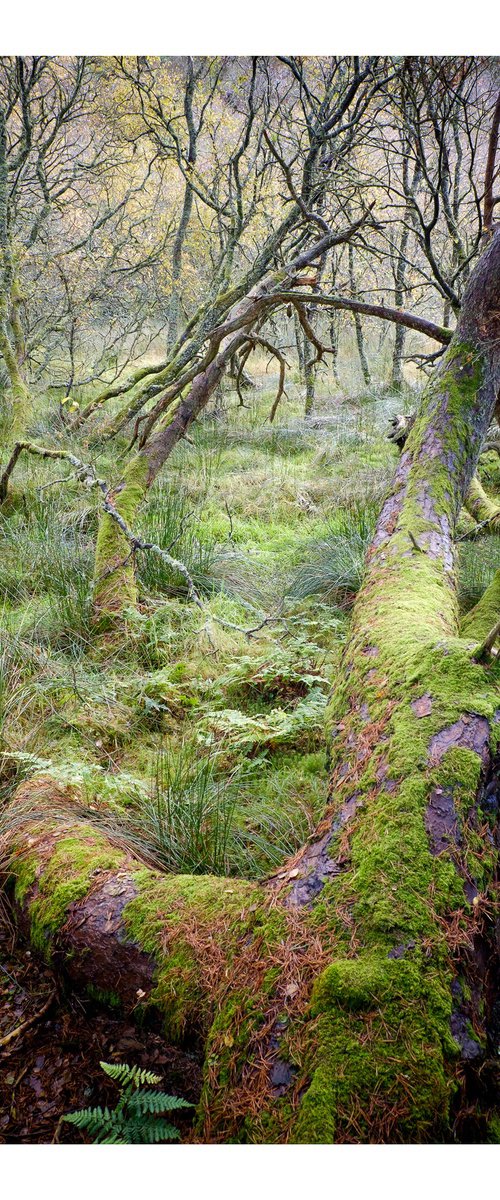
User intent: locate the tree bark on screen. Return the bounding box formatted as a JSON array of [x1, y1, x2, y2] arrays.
[[391, 137, 423, 391], [294, 311, 306, 383], [0, 106, 29, 421], [391, 218, 411, 390], [349, 242, 371, 388], [166, 59, 198, 353], [5, 231, 500, 1143]]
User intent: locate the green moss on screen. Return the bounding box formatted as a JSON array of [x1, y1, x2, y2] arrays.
[[293, 1003, 453, 1144], [86, 984, 122, 1009], [464, 475, 500, 526], [460, 568, 500, 641], [122, 869, 263, 1041], [312, 952, 421, 1013], [14, 828, 126, 955], [433, 747, 483, 796], [93, 454, 149, 615], [287, 343, 499, 1143], [12, 853, 38, 907]]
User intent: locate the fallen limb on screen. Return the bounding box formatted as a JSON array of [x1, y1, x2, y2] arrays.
[[273, 291, 453, 345], [0, 441, 204, 615]]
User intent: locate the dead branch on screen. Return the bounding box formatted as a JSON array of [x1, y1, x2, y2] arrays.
[[0, 989, 56, 1052], [273, 291, 452, 344], [244, 334, 288, 422], [0, 441, 204, 607], [292, 300, 331, 369]]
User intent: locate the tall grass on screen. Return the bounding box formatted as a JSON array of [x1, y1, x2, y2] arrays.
[[121, 742, 246, 876], [114, 740, 322, 880], [137, 484, 220, 598], [458, 534, 500, 612], [0, 493, 94, 649], [288, 500, 378, 605]]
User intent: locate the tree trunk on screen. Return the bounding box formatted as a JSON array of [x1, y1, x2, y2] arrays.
[[303, 253, 327, 416], [304, 350, 316, 417], [0, 106, 29, 423], [348, 243, 371, 388], [165, 59, 197, 353], [294, 311, 306, 383], [391, 223, 411, 390], [391, 148, 421, 391], [390, 215, 412, 391], [464, 475, 500, 528], [5, 231, 500, 1143], [92, 331, 247, 618]]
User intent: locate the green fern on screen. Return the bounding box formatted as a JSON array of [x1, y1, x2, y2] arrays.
[[63, 1061, 192, 1144]]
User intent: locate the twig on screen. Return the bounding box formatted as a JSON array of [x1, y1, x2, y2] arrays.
[[0, 962, 28, 993], [36, 475, 73, 492], [0, 441, 204, 609], [52, 1116, 65, 1145], [213, 605, 289, 640], [0, 987, 56, 1050], [98, 495, 204, 608], [457, 517, 495, 542], [408, 531, 425, 553], [224, 500, 234, 542]]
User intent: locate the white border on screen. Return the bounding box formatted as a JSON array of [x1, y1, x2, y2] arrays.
[[1, 11, 499, 1195]]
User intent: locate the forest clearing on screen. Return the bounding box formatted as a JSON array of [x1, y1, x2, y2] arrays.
[[0, 53, 500, 1150]]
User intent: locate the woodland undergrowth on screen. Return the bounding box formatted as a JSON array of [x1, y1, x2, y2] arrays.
[[1, 366, 499, 883]]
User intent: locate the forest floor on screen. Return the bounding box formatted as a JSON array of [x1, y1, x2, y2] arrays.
[[0, 901, 201, 1143], [2, 364, 500, 1141]]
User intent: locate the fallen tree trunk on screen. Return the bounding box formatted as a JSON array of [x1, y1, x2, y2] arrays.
[[3, 232, 500, 1144]]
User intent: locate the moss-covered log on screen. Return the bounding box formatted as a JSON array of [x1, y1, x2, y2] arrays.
[[464, 474, 500, 528], [4, 232, 500, 1144], [6, 780, 263, 1042]]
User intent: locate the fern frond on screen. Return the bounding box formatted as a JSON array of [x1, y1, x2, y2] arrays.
[[99, 1061, 162, 1088], [127, 1090, 193, 1116], [125, 1119, 181, 1143], [63, 1062, 190, 1144], [63, 1106, 114, 1133]]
